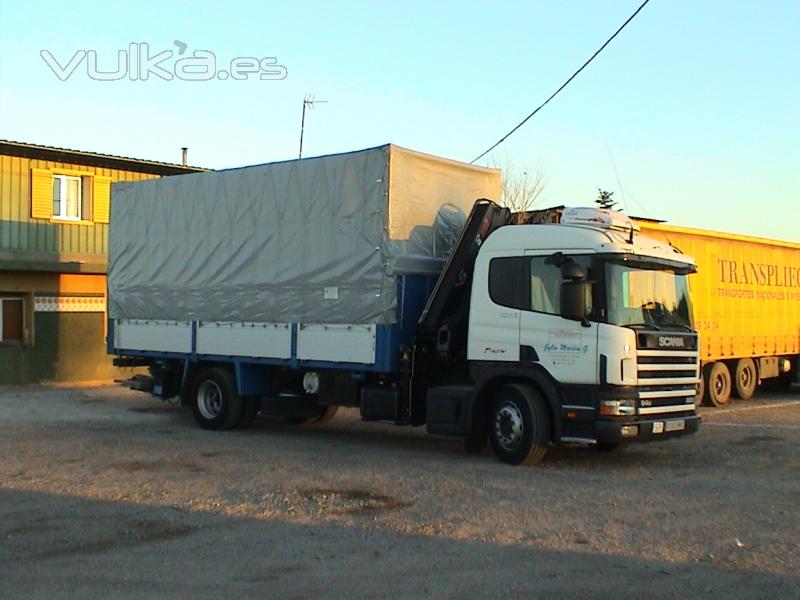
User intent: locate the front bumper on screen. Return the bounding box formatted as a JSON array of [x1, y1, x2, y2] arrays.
[[595, 414, 700, 443]]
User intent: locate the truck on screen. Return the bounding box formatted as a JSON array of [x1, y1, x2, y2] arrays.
[[108, 145, 700, 465], [634, 222, 800, 405]]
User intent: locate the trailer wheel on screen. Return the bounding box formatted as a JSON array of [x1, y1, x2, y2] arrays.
[[190, 367, 244, 430], [705, 362, 732, 406], [487, 383, 550, 465], [734, 358, 757, 401]]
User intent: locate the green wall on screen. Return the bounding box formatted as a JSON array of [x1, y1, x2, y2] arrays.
[[0, 312, 138, 385]]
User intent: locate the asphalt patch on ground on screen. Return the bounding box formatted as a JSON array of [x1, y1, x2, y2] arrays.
[[299, 488, 410, 515]]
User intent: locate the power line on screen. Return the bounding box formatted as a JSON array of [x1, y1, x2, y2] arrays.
[[605, 139, 629, 213], [470, 0, 653, 164]]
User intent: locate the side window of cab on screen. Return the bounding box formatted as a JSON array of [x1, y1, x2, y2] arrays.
[[488, 256, 527, 310], [489, 254, 594, 317]]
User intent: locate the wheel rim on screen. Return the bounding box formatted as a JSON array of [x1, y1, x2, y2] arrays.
[[713, 374, 726, 396], [494, 401, 524, 451], [197, 380, 223, 419], [710, 364, 731, 405], [739, 364, 755, 390]]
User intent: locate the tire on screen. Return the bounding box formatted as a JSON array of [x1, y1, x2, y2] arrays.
[[487, 383, 551, 466], [189, 367, 244, 430], [734, 358, 758, 401], [704, 362, 732, 407]]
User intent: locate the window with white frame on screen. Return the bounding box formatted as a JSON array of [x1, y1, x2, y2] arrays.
[[0, 297, 24, 343], [52, 174, 82, 220]]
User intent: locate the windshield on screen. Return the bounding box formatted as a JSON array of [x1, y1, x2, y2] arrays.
[[606, 262, 692, 330]]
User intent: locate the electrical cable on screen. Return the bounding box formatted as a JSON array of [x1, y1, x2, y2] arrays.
[[470, 0, 653, 164]]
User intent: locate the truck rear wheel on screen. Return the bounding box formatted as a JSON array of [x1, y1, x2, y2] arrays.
[[487, 383, 550, 466], [190, 367, 244, 430], [734, 358, 758, 400], [705, 362, 732, 406]]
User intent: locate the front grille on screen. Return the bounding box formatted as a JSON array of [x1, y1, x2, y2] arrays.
[[639, 369, 697, 379], [636, 344, 699, 415], [638, 355, 696, 365]]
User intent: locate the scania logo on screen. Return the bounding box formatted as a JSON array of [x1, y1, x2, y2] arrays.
[[658, 336, 685, 348]]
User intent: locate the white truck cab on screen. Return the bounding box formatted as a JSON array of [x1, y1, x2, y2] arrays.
[[458, 207, 699, 458]]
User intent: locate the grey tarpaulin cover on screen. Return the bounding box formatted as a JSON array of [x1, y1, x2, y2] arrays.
[[108, 144, 501, 324]]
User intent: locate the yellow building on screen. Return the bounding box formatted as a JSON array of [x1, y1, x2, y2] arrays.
[[0, 140, 203, 384]]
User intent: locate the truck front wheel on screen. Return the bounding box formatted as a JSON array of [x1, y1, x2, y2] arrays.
[[487, 383, 551, 466], [190, 367, 244, 430]]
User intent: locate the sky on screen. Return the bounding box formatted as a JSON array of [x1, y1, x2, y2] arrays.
[[0, 0, 798, 241]]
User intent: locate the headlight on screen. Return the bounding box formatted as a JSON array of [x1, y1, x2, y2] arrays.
[[599, 399, 636, 416]]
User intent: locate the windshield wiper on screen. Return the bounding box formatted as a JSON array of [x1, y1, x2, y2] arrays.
[[626, 323, 661, 330]]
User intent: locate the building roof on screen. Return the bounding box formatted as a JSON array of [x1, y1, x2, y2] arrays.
[[0, 139, 208, 176]]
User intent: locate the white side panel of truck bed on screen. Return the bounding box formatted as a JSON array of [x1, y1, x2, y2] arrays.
[[196, 322, 291, 359], [115, 320, 192, 353], [297, 324, 377, 364]]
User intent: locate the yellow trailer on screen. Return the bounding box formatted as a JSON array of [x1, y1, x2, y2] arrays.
[[636, 221, 800, 405]]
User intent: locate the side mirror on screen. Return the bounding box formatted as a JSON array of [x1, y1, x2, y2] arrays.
[[561, 280, 589, 323]]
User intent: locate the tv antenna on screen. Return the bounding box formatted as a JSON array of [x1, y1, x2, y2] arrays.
[[298, 94, 327, 158]]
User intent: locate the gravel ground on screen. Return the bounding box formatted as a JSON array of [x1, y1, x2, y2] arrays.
[[1, 384, 798, 599]]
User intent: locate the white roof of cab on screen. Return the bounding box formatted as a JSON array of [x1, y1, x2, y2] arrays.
[[482, 223, 696, 269]]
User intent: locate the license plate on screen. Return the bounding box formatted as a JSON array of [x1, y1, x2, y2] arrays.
[[665, 419, 685, 432]]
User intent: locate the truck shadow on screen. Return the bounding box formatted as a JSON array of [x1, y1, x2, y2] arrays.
[[1, 487, 797, 598]]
